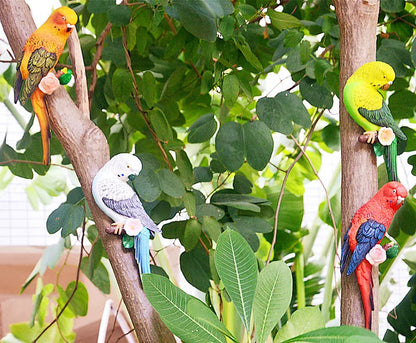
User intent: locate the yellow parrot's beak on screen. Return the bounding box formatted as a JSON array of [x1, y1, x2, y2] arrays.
[[381, 81, 393, 91]]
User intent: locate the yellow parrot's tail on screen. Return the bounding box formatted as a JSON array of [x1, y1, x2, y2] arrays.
[[30, 88, 50, 165]]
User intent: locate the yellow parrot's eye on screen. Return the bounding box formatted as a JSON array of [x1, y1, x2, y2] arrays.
[[62, 16, 66, 21]]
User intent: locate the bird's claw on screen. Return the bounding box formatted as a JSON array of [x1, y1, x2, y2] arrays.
[[363, 131, 377, 144], [111, 222, 125, 235]]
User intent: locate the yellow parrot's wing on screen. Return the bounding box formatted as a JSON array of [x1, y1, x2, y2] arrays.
[[17, 47, 57, 105]]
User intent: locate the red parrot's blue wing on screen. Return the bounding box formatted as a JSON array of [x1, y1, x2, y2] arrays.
[[340, 225, 351, 274], [346, 219, 386, 276]]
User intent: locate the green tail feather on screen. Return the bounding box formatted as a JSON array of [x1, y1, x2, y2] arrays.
[[374, 137, 398, 182]]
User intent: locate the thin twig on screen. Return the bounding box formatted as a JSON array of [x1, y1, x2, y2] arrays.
[[290, 134, 341, 297], [163, 12, 177, 35], [105, 299, 123, 343], [0, 159, 74, 170], [121, 26, 173, 170], [33, 212, 86, 342], [115, 328, 135, 343], [266, 112, 323, 264], [88, 23, 112, 109]]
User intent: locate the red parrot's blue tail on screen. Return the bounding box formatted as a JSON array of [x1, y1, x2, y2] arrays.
[[355, 260, 374, 330]]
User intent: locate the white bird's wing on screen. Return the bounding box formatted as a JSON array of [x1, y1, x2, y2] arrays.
[[102, 193, 160, 234]]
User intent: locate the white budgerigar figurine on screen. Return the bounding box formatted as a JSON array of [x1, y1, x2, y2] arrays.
[[92, 153, 160, 274]]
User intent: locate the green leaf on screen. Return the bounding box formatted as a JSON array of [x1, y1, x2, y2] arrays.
[[233, 174, 253, 194], [377, 39, 413, 78], [257, 91, 311, 135], [180, 244, 211, 292], [202, 216, 222, 242], [143, 273, 227, 342], [196, 203, 225, 220], [274, 307, 325, 342], [65, 281, 89, 317], [215, 122, 245, 171], [299, 77, 333, 109], [134, 168, 161, 202], [46, 203, 84, 237], [280, 326, 382, 343], [233, 216, 273, 234], [112, 68, 134, 102], [188, 113, 218, 143], [223, 74, 240, 107], [254, 261, 293, 343], [142, 71, 158, 107], [234, 39, 263, 71], [87, 0, 115, 14], [181, 218, 202, 251], [388, 90, 416, 120], [194, 166, 213, 183], [267, 9, 303, 30], [243, 121, 273, 170], [214, 229, 258, 330], [381, 0, 405, 13], [169, 0, 234, 42], [149, 109, 173, 142], [108, 5, 132, 26], [284, 30, 304, 48], [176, 150, 194, 187], [321, 124, 340, 151], [157, 169, 185, 198], [187, 298, 237, 342], [219, 15, 235, 41]]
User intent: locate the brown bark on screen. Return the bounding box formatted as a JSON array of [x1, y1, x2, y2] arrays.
[[333, 0, 380, 333], [0, 1, 175, 341]]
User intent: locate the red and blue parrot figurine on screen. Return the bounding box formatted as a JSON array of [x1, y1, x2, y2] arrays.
[[340, 181, 407, 329]]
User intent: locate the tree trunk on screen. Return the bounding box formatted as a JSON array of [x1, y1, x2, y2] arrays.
[[334, 0, 380, 333], [0, 1, 175, 341]]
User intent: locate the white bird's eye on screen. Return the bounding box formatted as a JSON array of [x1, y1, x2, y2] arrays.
[[127, 165, 130, 168]]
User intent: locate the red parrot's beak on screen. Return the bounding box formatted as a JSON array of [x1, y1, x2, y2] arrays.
[[396, 195, 405, 206], [381, 81, 393, 91]]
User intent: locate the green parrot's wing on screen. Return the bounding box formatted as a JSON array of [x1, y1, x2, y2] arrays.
[[14, 55, 23, 104], [18, 47, 57, 105], [358, 99, 406, 141]]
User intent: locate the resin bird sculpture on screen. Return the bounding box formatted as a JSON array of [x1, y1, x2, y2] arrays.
[[340, 181, 407, 329], [92, 153, 160, 274], [343, 61, 407, 181], [14, 6, 78, 165]]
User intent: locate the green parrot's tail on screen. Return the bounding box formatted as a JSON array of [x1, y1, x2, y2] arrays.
[[374, 138, 398, 182]]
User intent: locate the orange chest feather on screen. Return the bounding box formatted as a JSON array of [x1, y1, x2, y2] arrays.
[[19, 30, 67, 80]]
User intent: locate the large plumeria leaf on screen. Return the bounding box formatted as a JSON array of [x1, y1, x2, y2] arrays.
[[274, 307, 325, 342], [143, 273, 230, 343], [280, 326, 382, 343], [253, 261, 292, 343], [214, 229, 258, 330]]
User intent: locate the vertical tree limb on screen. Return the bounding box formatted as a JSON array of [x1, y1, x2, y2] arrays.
[[0, 1, 175, 341], [333, 0, 380, 333]]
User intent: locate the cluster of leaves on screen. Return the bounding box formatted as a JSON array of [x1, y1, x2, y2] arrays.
[[2, 0, 416, 341], [143, 229, 380, 342]]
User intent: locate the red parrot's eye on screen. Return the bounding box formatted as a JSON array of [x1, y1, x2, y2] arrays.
[[393, 189, 396, 193]]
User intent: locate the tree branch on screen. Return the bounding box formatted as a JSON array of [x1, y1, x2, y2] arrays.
[[0, 2, 174, 341]]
